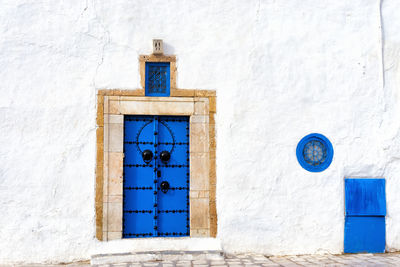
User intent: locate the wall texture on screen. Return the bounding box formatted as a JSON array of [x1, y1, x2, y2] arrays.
[[1, 0, 400, 263]]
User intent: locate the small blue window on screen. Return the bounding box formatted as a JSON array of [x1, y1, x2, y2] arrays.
[[145, 62, 170, 97], [296, 133, 333, 172]]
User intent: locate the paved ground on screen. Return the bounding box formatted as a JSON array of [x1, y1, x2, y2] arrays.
[[4, 252, 400, 266], [91, 253, 400, 267]]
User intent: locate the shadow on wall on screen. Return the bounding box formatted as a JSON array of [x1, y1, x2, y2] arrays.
[[162, 42, 175, 55]]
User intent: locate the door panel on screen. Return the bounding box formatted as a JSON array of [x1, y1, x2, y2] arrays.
[[344, 216, 385, 253], [123, 167, 154, 188], [123, 213, 154, 237], [159, 168, 188, 188], [124, 189, 154, 211], [158, 212, 189, 236], [157, 190, 188, 211]]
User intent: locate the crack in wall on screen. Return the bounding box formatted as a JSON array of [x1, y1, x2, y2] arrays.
[[92, 0, 110, 89]]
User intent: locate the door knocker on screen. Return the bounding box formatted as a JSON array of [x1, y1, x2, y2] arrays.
[[160, 181, 170, 193], [142, 149, 153, 164], [160, 151, 171, 164]]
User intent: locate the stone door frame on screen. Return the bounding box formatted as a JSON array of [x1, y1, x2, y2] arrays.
[[95, 55, 216, 240]]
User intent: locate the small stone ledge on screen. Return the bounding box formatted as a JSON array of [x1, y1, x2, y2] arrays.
[[91, 250, 224, 265], [97, 88, 216, 97]]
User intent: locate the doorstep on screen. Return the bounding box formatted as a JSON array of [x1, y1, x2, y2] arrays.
[[91, 250, 224, 265], [90, 237, 222, 264]]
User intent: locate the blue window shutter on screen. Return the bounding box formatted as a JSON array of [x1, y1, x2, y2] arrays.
[[145, 62, 170, 97], [344, 178, 386, 253], [344, 216, 385, 253], [345, 179, 386, 216]]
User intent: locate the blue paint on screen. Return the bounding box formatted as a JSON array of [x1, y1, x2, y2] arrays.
[[344, 216, 385, 253], [123, 115, 189, 238], [152, 116, 159, 236], [344, 178, 386, 253], [156, 117, 190, 237], [345, 179, 386, 216], [296, 133, 333, 172], [145, 62, 170, 97]]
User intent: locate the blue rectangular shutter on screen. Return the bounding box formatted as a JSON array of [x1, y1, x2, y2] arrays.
[[344, 178, 386, 253], [145, 62, 170, 97], [345, 179, 386, 216], [344, 216, 385, 253]]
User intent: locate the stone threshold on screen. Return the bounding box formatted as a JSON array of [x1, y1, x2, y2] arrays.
[[91, 250, 224, 265]]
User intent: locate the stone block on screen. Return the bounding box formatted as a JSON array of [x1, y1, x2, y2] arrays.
[[119, 100, 194, 115], [190, 123, 209, 153], [108, 195, 122, 203], [190, 115, 209, 124], [171, 89, 195, 97], [97, 95, 104, 126], [107, 231, 122, 240], [190, 152, 209, 190], [209, 96, 216, 113], [108, 152, 123, 196], [108, 114, 123, 124], [108, 202, 122, 232], [194, 99, 209, 115], [195, 90, 216, 97], [190, 198, 210, 229], [103, 152, 109, 197], [109, 100, 120, 114], [209, 113, 216, 125], [190, 228, 210, 237], [108, 123, 124, 152]]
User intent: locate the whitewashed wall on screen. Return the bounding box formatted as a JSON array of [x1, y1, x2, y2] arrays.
[[1, 0, 400, 263]]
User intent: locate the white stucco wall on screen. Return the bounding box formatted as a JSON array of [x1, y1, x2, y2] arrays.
[[1, 0, 400, 263]]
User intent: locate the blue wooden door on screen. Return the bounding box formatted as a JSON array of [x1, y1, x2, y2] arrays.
[[344, 179, 386, 253], [123, 115, 190, 238]]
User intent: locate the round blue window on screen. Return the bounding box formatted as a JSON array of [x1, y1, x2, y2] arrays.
[[296, 133, 333, 172]]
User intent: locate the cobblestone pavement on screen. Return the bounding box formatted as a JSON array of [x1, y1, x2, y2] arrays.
[[90, 252, 400, 267], [5, 252, 400, 266]]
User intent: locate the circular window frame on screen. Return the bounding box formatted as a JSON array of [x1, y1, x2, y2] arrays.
[[296, 133, 333, 172]]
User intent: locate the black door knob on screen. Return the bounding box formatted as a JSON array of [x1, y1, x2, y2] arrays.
[[142, 150, 153, 164], [160, 151, 171, 163], [160, 181, 170, 193]]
